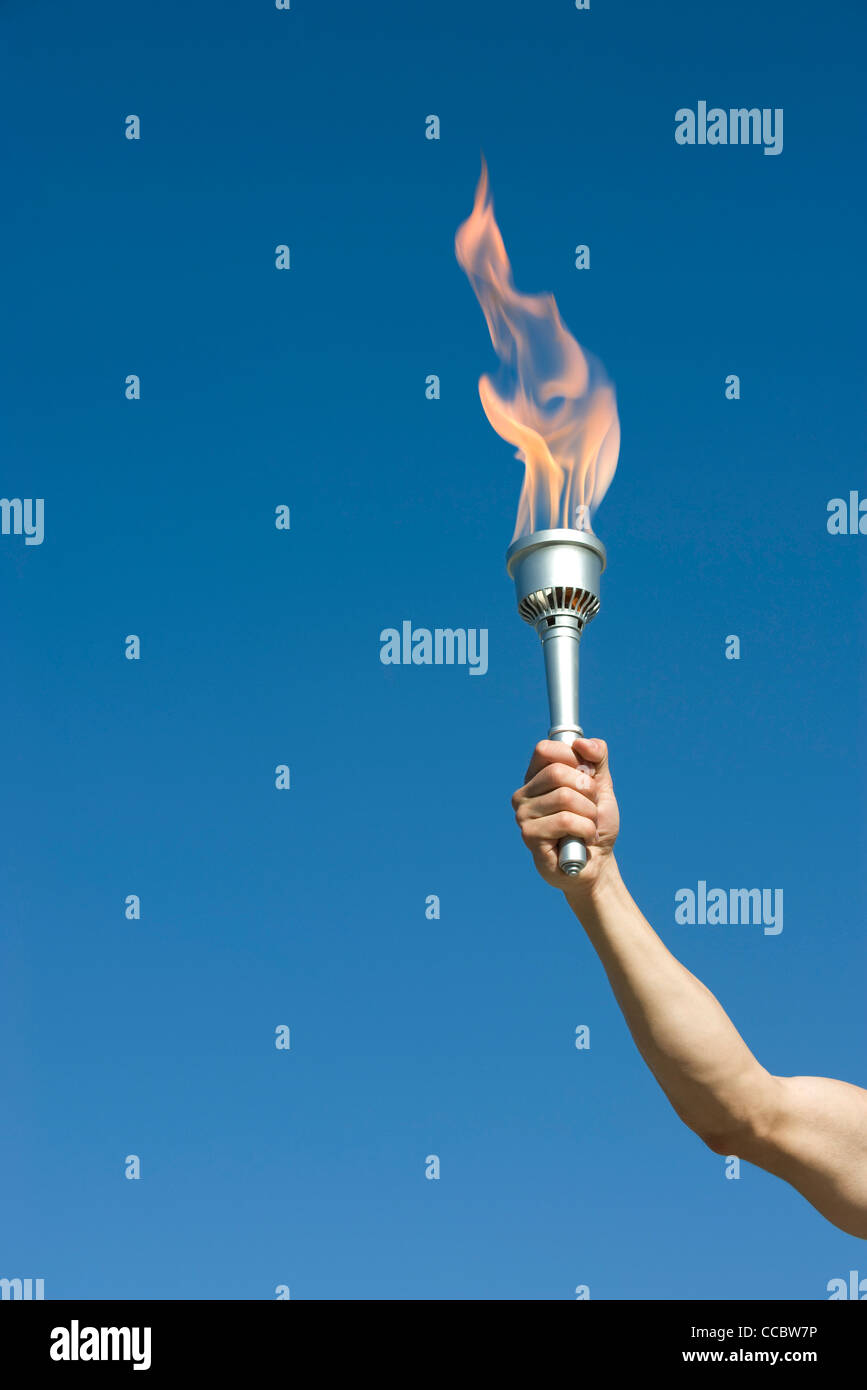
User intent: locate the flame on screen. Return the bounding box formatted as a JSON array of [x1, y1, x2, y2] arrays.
[[455, 160, 620, 538]]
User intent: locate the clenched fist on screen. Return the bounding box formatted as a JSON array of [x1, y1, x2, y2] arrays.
[[511, 736, 620, 894]]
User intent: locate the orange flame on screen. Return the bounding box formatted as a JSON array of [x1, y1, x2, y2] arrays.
[[455, 160, 620, 538]]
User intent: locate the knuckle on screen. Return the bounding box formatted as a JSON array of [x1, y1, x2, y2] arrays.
[[549, 764, 574, 789], [554, 811, 593, 838]]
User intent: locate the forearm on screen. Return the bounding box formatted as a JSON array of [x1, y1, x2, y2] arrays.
[[565, 856, 780, 1151]]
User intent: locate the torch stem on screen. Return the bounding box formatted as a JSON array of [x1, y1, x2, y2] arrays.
[[540, 618, 588, 876], [506, 529, 606, 881]]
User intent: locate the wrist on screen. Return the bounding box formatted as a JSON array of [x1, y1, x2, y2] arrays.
[[561, 852, 624, 916]]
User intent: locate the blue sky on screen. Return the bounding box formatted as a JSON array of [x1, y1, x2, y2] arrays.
[[2, 0, 865, 1299]]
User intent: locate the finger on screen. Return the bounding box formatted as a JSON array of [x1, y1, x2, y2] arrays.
[[519, 809, 598, 848], [523, 738, 579, 783], [516, 785, 598, 823], [572, 735, 609, 778], [513, 760, 597, 808]]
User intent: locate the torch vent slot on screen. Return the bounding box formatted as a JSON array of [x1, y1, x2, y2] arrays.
[[517, 585, 601, 627]]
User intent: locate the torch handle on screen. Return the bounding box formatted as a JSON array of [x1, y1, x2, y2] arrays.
[[550, 725, 588, 876]]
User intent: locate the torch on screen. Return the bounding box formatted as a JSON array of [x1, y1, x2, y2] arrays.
[[455, 160, 619, 877], [506, 526, 605, 875]]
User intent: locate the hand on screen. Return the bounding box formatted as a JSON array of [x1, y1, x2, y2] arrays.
[[511, 736, 619, 896]]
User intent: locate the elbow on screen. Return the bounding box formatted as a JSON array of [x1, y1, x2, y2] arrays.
[[666, 1099, 747, 1156], [692, 1077, 784, 1162], [696, 1123, 752, 1157], [697, 1128, 735, 1157]]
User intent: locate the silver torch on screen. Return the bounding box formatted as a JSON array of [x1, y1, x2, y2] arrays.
[[506, 526, 606, 876]]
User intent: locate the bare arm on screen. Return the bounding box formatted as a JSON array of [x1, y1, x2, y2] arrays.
[[512, 736, 867, 1239]]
